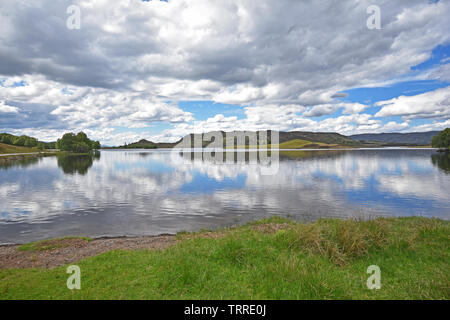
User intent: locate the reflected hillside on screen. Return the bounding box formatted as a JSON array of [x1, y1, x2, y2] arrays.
[[57, 151, 101, 175], [178, 150, 276, 163], [431, 152, 450, 173], [176, 149, 346, 164], [279, 150, 346, 160]]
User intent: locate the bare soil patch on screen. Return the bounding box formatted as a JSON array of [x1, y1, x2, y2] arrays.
[[0, 235, 175, 269]]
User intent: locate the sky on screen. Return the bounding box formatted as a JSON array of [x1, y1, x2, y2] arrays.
[[0, 0, 449, 146]]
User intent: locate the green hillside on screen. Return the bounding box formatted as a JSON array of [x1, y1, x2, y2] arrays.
[[175, 131, 382, 149], [0, 143, 38, 155], [119, 139, 158, 149], [113, 139, 179, 149], [0, 132, 56, 150], [175, 131, 368, 149], [111, 130, 390, 150], [277, 139, 342, 149], [278, 131, 358, 146], [350, 131, 439, 146]]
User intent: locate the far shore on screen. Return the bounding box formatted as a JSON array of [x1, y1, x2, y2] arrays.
[[101, 145, 435, 151], [0, 151, 59, 163], [0, 150, 100, 160]]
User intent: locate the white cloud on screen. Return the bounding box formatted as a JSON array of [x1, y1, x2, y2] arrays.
[[0, 101, 19, 113], [302, 103, 368, 117], [0, 0, 449, 143], [342, 103, 368, 115], [407, 119, 450, 132], [375, 87, 450, 120], [428, 63, 450, 82]]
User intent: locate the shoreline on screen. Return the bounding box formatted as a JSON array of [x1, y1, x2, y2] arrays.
[[0, 233, 178, 247], [0, 150, 101, 162], [0, 216, 447, 269], [0, 234, 177, 269], [0, 152, 58, 160], [101, 146, 436, 151], [1, 216, 448, 299]]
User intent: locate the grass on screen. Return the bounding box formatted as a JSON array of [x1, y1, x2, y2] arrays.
[[0, 217, 448, 299], [277, 139, 341, 149], [0, 143, 38, 154], [18, 237, 93, 252]]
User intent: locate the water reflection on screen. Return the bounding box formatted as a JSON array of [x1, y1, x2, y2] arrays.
[[0, 149, 449, 244], [0, 156, 41, 170], [56, 151, 101, 175], [431, 152, 450, 173], [0, 152, 100, 175]]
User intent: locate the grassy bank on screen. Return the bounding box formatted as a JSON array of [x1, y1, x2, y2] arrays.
[[0, 143, 39, 154], [0, 217, 448, 299]]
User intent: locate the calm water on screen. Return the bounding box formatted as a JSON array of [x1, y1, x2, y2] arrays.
[[1, 149, 449, 244]]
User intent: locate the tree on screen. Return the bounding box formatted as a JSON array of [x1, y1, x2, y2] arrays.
[[0, 133, 14, 145], [0, 133, 39, 147], [37, 142, 45, 151], [24, 137, 38, 147], [45, 141, 56, 149], [13, 136, 27, 146], [56, 132, 100, 153], [431, 128, 450, 150], [56, 133, 76, 151]]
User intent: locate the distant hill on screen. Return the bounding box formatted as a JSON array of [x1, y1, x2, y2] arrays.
[[277, 131, 359, 146], [349, 131, 439, 146], [174, 130, 380, 148], [277, 139, 342, 149], [111, 130, 440, 150], [114, 139, 178, 149], [118, 139, 157, 149]]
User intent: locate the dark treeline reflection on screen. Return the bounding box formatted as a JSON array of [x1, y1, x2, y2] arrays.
[[138, 152, 151, 158], [0, 156, 41, 170], [0, 152, 101, 174], [57, 151, 101, 175], [431, 152, 450, 173]]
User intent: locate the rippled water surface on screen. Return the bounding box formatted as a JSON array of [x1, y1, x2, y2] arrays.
[[1, 149, 449, 243]]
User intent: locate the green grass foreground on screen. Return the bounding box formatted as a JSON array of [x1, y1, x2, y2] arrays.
[[1, 217, 449, 299]]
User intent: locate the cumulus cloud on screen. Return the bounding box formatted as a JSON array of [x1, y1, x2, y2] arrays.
[[0, 101, 19, 114], [407, 119, 450, 132], [0, 0, 449, 143], [375, 87, 450, 120], [303, 103, 368, 117]]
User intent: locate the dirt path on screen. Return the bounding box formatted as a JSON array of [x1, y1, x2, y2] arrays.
[[0, 235, 176, 269]]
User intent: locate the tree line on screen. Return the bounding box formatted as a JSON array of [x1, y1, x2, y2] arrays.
[[431, 128, 450, 151], [1, 132, 100, 153], [0, 133, 51, 150], [56, 132, 100, 153]]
